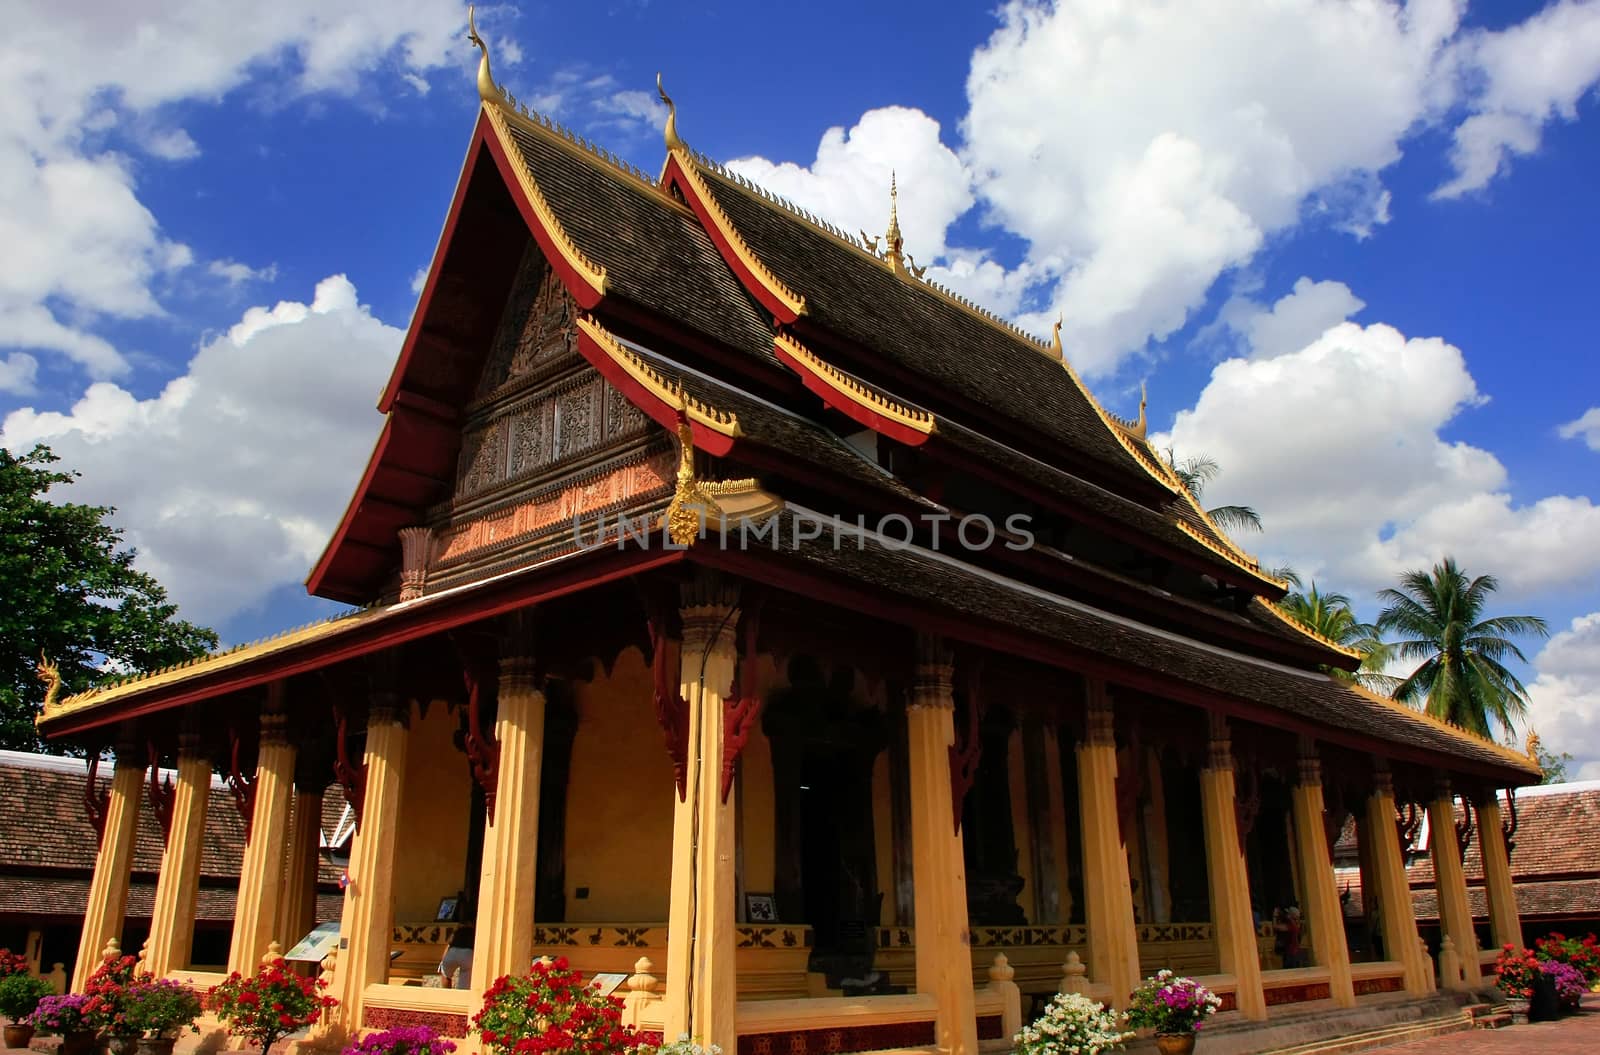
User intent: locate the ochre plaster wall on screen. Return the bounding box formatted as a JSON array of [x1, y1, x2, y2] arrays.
[[564, 647, 674, 921], [392, 701, 472, 924]]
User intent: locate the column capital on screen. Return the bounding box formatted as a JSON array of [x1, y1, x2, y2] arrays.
[[911, 633, 954, 710], [260, 709, 291, 747], [1371, 766, 1394, 797], [1205, 712, 1232, 771], [499, 654, 542, 695], [398, 526, 434, 603], [1296, 753, 1323, 789], [368, 692, 408, 727], [1433, 775, 1454, 802], [679, 573, 739, 653], [1083, 680, 1114, 747]]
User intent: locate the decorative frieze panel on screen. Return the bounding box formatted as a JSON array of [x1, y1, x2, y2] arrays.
[[476, 248, 579, 401], [455, 370, 653, 501], [438, 449, 674, 564]]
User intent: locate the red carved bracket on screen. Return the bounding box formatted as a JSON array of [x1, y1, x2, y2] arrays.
[[720, 594, 765, 803], [1454, 794, 1475, 858], [1395, 801, 1423, 856], [227, 725, 256, 841], [83, 754, 110, 842], [646, 598, 690, 801], [948, 659, 984, 835], [146, 742, 175, 839], [1234, 765, 1261, 856], [461, 656, 501, 823], [332, 704, 367, 834], [1502, 787, 1518, 858]]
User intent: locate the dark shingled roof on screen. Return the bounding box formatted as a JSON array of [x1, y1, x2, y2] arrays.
[[692, 163, 1164, 493], [749, 514, 1538, 779], [499, 122, 777, 364]]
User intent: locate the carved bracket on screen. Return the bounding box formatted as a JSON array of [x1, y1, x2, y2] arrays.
[[1454, 794, 1475, 858], [1395, 801, 1423, 856], [331, 704, 367, 834], [1116, 725, 1145, 832], [1322, 785, 1348, 865], [644, 594, 690, 801], [83, 754, 110, 842], [720, 594, 765, 804], [146, 742, 175, 839], [461, 655, 502, 823], [1234, 764, 1261, 856], [1502, 787, 1519, 858], [227, 725, 257, 840], [948, 658, 984, 835]]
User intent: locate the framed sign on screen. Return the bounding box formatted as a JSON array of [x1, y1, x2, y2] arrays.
[[284, 921, 340, 963], [589, 973, 629, 998], [436, 896, 462, 922], [744, 893, 777, 923]]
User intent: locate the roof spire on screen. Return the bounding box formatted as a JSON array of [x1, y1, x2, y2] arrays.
[[466, 6, 503, 106], [1049, 313, 1064, 361], [657, 73, 686, 153], [884, 171, 906, 274], [1134, 382, 1148, 439]]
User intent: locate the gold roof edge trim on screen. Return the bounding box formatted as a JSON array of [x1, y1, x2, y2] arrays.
[[774, 333, 935, 436], [483, 105, 610, 299], [1250, 597, 1364, 661], [671, 150, 806, 319], [1172, 518, 1286, 590], [577, 315, 741, 437], [1343, 680, 1543, 773], [37, 606, 382, 724]]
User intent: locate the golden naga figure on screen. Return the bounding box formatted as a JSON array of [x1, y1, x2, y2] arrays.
[[667, 416, 716, 547], [37, 652, 63, 715]]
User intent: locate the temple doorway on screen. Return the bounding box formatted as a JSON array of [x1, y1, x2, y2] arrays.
[[763, 657, 888, 985]]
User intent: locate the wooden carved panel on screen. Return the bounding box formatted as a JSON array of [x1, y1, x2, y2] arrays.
[[457, 421, 507, 498], [476, 248, 578, 400], [555, 380, 601, 458], [437, 450, 675, 564], [508, 399, 555, 478]]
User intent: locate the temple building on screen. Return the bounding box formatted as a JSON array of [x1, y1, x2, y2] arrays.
[[36, 21, 1540, 1055]]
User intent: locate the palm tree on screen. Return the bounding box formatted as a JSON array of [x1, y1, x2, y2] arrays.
[[1163, 449, 1262, 536], [1375, 557, 1549, 739], [1279, 583, 1397, 693]]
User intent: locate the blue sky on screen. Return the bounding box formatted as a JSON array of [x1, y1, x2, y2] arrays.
[[2, 1, 1598, 772]]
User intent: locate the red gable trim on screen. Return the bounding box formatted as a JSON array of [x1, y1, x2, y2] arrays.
[[574, 328, 738, 457], [772, 337, 934, 448]]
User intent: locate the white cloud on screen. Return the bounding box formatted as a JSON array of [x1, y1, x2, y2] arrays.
[[1156, 318, 1600, 601], [0, 352, 38, 395], [729, 107, 974, 263], [1525, 612, 1600, 780], [410, 267, 429, 295], [1215, 276, 1366, 360], [0, 1, 464, 380], [1559, 407, 1600, 451], [208, 259, 278, 286], [1, 276, 399, 626], [1434, 0, 1600, 199]]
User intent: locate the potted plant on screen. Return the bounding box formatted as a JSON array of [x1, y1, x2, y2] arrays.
[[646, 1037, 722, 1055], [27, 993, 99, 1055], [121, 979, 203, 1055], [0, 972, 56, 1048], [342, 1024, 459, 1055], [208, 956, 336, 1053], [1541, 961, 1586, 1014], [83, 953, 145, 1052], [473, 957, 656, 1055], [1126, 971, 1223, 1055], [1013, 991, 1132, 1055], [1495, 945, 1540, 1024], [0, 950, 29, 979]]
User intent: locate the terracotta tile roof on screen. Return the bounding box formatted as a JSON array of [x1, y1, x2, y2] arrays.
[[0, 875, 344, 925], [0, 751, 346, 885]]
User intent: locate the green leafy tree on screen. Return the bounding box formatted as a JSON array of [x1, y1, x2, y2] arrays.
[[1278, 583, 1397, 692], [1, 444, 216, 751], [1376, 557, 1549, 739], [1163, 448, 1262, 536]]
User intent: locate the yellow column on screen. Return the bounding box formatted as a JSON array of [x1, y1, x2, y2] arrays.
[[1198, 714, 1266, 1020], [1365, 771, 1430, 994], [323, 693, 409, 1038], [228, 706, 297, 975], [905, 634, 978, 1055], [1075, 681, 1140, 1009], [1291, 743, 1355, 1008], [144, 736, 210, 977], [665, 580, 741, 1053], [278, 785, 324, 949], [1475, 793, 1523, 952], [73, 746, 143, 990], [1428, 783, 1482, 988], [471, 642, 547, 999]]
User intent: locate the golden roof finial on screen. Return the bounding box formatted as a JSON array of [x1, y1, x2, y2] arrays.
[[36, 652, 62, 716], [1133, 381, 1148, 439], [1526, 728, 1543, 760], [656, 73, 686, 153], [467, 6, 503, 106], [1049, 313, 1064, 361], [884, 171, 906, 274]]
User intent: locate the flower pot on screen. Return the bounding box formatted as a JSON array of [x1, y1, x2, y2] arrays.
[[3, 1023, 36, 1048], [135, 1037, 177, 1055], [1155, 1034, 1197, 1055], [1506, 996, 1530, 1025], [60, 1030, 97, 1055]]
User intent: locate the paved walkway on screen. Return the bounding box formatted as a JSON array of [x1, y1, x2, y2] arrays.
[[1367, 996, 1600, 1055]]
